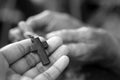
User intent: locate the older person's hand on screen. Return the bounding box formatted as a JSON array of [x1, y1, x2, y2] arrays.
[[9, 10, 82, 42], [0, 36, 69, 80], [46, 27, 120, 74]]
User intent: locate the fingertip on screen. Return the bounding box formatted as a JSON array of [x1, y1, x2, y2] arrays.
[[18, 21, 25, 26], [60, 55, 70, 65], [49, 55, 70, 78], [47, 36, 63, 48], [18, 21, 26, 30], [55, 55, 70, 68], [52, 55, 70, 74], [23, 32, 33, 38], [49, 45, 70, 64], [34, 55, 69, 80], [9, 28, 22, 42]]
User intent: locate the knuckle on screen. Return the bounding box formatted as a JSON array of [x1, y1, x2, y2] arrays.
[[77, 27, 94, 38], [16, 42, 26, 55], [50, 55, 56, 64], [43, 71, 53, 80], [78, 27, 107, 39], [53, 64, 61, 73], [25, 53, 39, 67], [36, 63, 46, 73]]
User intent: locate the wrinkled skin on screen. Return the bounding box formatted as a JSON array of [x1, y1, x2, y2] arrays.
[[9, 10, 82, 42], [9, 10, 120, 80], [0, 36, 69, 80], [46, 27, 120, 80]]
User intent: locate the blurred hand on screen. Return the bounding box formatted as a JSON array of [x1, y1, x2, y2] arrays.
[[46, 27, 120, 73], [9, 10, 82, 42], [25, 10, 82, 33], [0, 36, 69, 80]]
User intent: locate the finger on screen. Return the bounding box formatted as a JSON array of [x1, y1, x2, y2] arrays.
[[0, 38, 36, 64], [20, 76, 32, 80], [0, 36, 62, 65], [24, 32, 39, 39], [67, 43, 92, 57], [46, 27, 94, 43], [9, 28, 24, 42], [46, 29, 80, 43], [18, 21, 33, 33], [34, 55, 69, 80], [11, 36, 63, 74], [24, 45, 69, 78], [26, 10, 53, 32], [8, 74, 21, 80]]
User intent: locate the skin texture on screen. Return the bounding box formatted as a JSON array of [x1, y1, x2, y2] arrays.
[[0, 36, 70, 80], [9, 10, 82, 42], [46, 27, 120, 74], [9, 10, 120, 80]]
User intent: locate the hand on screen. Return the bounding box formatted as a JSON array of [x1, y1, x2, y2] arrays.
[[46, 27, 120, 74], [9, 10, 82, 42], [0, 36, 69, 80], [25, 10, 82, 33]]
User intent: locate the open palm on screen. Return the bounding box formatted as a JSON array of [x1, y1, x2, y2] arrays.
[[0, 36, 69, 80]]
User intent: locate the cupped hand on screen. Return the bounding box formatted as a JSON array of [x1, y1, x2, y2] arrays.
[[0, 36, 69, 80]]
